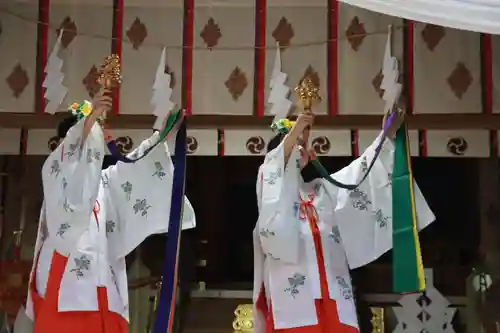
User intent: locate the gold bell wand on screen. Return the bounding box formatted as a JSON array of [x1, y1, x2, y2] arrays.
[[95, 54, 122, 120], [294, 77, 321, 145], [97, 54, 122, 90]]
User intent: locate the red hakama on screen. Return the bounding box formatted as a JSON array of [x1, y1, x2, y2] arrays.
[[30, 251, 128, 333], [256, 198, 359, 333]]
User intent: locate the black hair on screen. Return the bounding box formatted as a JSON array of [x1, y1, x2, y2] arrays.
[[102, 155, 118, 170], [266, 133, 320, 182], [57, 114, 78, 139], [267, 133, 285, 153]]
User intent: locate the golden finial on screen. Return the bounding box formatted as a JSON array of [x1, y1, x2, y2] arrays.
[[294, 77, 321, 111], [97, 54, 122, 89]]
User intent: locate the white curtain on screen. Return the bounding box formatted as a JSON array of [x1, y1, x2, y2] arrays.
[[339, 0, 500, 34]]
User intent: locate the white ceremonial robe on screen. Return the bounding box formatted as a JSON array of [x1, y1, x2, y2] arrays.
[[26, 118, 196, 325], [253, 133, 435, 332]]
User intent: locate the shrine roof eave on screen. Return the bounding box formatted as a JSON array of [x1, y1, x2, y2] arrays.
[[2, 113, 500, 130]]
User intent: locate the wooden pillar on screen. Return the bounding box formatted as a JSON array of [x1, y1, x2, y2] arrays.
[[477, 158, 500, 332]]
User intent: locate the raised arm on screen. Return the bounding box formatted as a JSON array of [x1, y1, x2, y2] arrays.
[[256, 139, 302, 264], [103, 132, 195, 259], [41, 118, 105, 255], [324, 133, 435, 269]]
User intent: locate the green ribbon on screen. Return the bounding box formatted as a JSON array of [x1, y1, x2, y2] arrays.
[[107, 110, 183, 163], [392, 124, 425, 293]]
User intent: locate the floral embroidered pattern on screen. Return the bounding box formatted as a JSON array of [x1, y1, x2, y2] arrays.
[[121, 181, 132, 201], [313, 183, 322, 195], [102, 174, 110, 188], [259, 228, 275, 238], [360, 156, 368, 173], [86, 148, 101, 163], [106, 220, 116, 235], [109, 265, 120, 294], [386, 172, 392, 188], [152, 162, 166, 180], [70, 255, 91, 279], [293, 202, 300, 217], [349, 188, 372, 211], [50, 160, 61, 177], [374, 208, 389, 228], [63, 198, 74, 213], [65, 139, 80, 158], [284, 273, 306, 298], [336, 276, 353, 300], [56, 223, 71, 238], [62, 177, 68, 190], [329, 226, 341, 244], [133, 199, 151, 216], [264, 167, 282, 185]]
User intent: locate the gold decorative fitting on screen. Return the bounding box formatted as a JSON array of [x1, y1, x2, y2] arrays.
[[98, 54, 122, 89], [300, 65, 320, 89], [370, 307, 385, 333], [294, 77, 321, 111], [233, 304, 253, 333]]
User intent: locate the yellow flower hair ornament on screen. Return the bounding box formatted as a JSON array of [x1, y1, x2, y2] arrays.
[[68, 100, 105, 122], [271, 119, 296, 134]]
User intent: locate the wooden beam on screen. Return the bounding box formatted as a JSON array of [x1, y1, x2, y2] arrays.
[[2, 113, 500, 130]]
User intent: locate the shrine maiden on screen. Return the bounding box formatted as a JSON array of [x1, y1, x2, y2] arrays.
[[253, 111, 435, 333], [26, 89, 196, 333]]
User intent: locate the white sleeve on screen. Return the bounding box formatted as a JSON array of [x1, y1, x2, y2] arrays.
[[328, 132, 435, 269], [41, 119, 105, 255], [256, 141, 301, 264], [104, 133, 196, 259]]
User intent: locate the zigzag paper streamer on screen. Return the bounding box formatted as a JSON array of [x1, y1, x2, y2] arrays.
[[381, 28, 402, 114], [268, 43, 292, 122], [152, 48, 176, 130], [43, 30, 67, 114]]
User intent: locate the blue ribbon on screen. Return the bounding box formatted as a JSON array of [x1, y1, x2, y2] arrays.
[[153, 119, 187, 333], [311, 110, 397, 190]]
